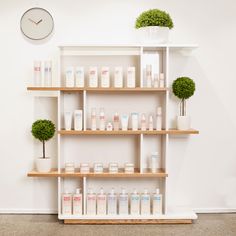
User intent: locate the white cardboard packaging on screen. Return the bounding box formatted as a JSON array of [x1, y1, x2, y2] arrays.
[[94, 163, 103, 173], [109, 163, 119, 173], [75, 67, 84, 87], [101, 66, 110, 88], [130, 189, 140, 215], [127, 67, 135, 88], [119, 189, 129, 215], [34, 61, 42, 87], [80, 163, 90, 173], [124, 163, 134, 173], [141, 189, 150, 215], [107, 188, 117, 215], [62, 190, 72, 215], [73, 188, 83, 215], [74, 110, 83, 131], [114, 67, 123, 88], [152, 188, 162, 215], [156, 107, 162, 131], [65, 66, 74, 87], [44, 61, 52, 87], [86, 189, 96, 215], [97, 188, 107, 215], [89, 67, 98, 87]]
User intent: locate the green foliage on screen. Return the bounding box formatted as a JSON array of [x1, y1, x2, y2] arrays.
[[172, 77, 195, 100], [135, 9, 174, 29], [31, 119, 55, 142]]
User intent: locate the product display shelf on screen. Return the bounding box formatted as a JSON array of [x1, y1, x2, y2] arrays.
[[28, 44, 199, 224], [58, 129, 199, 135], [27, 168, 168, 178]]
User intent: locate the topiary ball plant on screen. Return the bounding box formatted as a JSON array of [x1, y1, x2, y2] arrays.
[[135, 9, 174, 29], [31, 119, 56, 158], [172, 77, 195, 116]]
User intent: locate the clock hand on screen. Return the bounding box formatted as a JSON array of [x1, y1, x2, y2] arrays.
[[28, 18, 37, 24], [36, 19, 43, 25]]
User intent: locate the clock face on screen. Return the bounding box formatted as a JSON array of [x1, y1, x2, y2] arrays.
[[20, 8, 54, 40]]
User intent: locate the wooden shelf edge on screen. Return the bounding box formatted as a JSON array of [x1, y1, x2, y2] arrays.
[[58, 129, 199, 135], [27, 168, 168, 178], [63, 219, 192, 224]]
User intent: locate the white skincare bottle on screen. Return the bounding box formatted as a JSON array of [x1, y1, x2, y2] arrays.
[[148, 115, 154, 131], [146, 64, 152, 88], [89, 66, 98, 87], [153, 73, 159, 88], [97, 188, 107, 215], [64, 111, 72, 131], [141, 189, 150, 215], [65, 66, 74, 87], [33, 61, 42, 87], [119, 188, 129, 215], [114, 66, 123, 88], [87, 188, 96, 215], [74, 110, 83, 131], [101, 66, 110, 88], [73, 188, 83, 215], [107, 188, 117, 215], [150, 152, 160, 173], [99, 108, 106, 131], [130, 189, 140, 215], [62, 190, 72, 215], [121, 114, 129, 131], [141, 113, 146, 131], [91, 108, 97, 131], [131, 113, 139, 131], [113, 112, 120, 131], [75, 67, 84, 87], [44, 61, 52, 87], [159, 73, 165, 88], [127, 67, 136, 88], [156, 107, 162, 131], [152, 188, 162, 215]]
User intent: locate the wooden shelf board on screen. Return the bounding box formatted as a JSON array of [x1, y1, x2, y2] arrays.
[[27, 87, 168, 92], [27, 168, 167, 178], [63, 219, 192, 224], [58, 129, 199, 135]]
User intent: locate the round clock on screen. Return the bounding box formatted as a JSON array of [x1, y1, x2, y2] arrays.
[[20, 7, 54, 40]]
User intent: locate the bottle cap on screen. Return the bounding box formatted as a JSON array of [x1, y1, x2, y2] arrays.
[[149, 115, 153, 121], [151, 152, 159, 156], [133, 188, 138, 194], [155, 188, 160, 194], [110, 188, 115, 194], [157, 107, 162, 115], [121, 188, 126, 194], [88, 188, 93, 194], [100, 188, 104, 194], [144, 189, 148, 194], [75, 188, 81, 194], [64, 189, 69, 194]]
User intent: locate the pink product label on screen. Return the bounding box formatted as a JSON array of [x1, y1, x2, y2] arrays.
[[73, 196, 81, 201], [97, 196, 106, 201], [45, 68, 51, 72], [34, 67, 41, 71], [63, 196, 71, 201], [87, 196, 96, 201], [102, 70, 108, 75], [114, 117, 119, 122], [100, 115, 105, 119]]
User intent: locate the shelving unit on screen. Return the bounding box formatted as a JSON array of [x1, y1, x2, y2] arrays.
[[27, 44, 199, 224]]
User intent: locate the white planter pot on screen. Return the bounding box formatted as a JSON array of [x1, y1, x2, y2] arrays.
[[137, 26, 169, 43], [177, 116, 191, 130], [36, 158, 51, 172]]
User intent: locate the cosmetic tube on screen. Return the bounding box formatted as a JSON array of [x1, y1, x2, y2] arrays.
[[64, 111, 72, 130], [121, 114, 129, 131]]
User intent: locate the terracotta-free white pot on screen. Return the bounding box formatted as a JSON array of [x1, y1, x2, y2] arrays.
[[177, 116, 191, 130], [137, 26, 169, 43], [36, 157, 51, 172]]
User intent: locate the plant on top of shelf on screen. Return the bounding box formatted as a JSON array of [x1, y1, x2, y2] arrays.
[[172, 77, 195, 130], [135, 9, 174, 29], [135, 9, 174, 43], [31, 119, 56, 172]]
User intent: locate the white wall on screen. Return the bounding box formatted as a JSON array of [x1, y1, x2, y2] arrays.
[[0, 0, 236, 213]]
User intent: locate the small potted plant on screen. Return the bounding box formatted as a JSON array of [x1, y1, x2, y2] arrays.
[[31, 119, 56, 172], [172, 77, 195, 130], [135, 9, 174, 43]]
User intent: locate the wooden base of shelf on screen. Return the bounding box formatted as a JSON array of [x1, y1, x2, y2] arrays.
[[63, 219, 193, 224], [27, 168, 167, 178]]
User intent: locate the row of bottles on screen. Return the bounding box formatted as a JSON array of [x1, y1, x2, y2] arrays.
[[62, 188, 162, 216]]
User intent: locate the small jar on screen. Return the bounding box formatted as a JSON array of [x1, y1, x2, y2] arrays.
[[80, 163, 90, 173], [109, 163, 118, 173], [94, 163, 103, 173], [65, 162, 75, 173], [124, 163, 134, 173]]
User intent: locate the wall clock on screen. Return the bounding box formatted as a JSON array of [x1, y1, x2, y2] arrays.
[[20, 7, 54, 40]]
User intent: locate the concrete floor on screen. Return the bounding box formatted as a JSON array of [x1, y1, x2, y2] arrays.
[[0, 214, 236, 236]]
